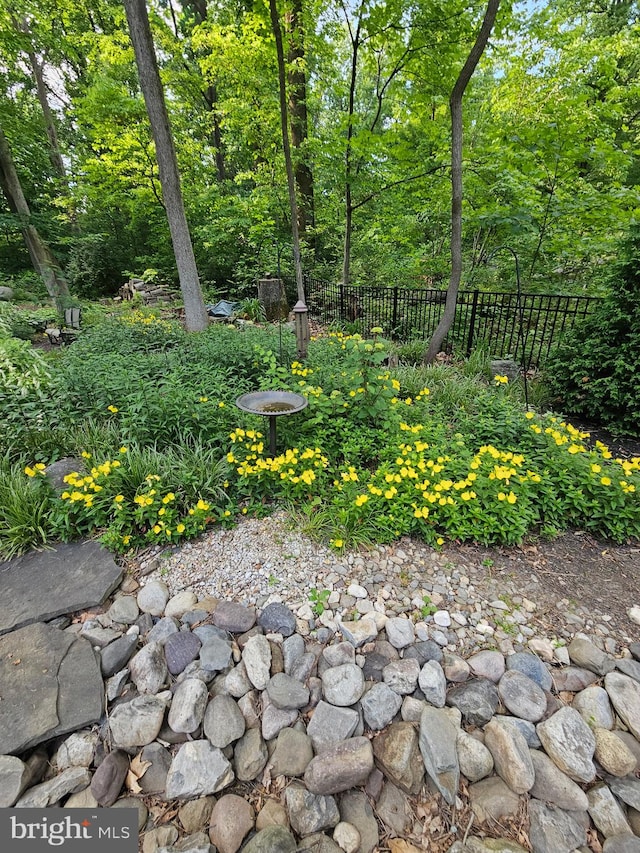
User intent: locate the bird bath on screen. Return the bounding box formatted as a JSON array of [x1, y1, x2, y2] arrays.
[[235, 390, 308, 456]]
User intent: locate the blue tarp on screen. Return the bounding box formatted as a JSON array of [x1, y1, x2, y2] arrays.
[[206, 300, 241, 318]]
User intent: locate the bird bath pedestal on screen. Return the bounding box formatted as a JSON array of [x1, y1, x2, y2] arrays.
[[235, 390, 308, 456]]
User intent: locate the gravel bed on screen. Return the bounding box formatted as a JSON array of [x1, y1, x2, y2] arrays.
[[134, 511, 633, 658]]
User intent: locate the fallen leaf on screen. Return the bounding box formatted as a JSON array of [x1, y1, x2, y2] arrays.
[[125, 770, 142, 794], [130, 754, 151, 780], [389, 840, 422, 853]]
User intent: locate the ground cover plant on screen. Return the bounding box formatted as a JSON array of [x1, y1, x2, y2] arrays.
[[2, 310, 639, 560]]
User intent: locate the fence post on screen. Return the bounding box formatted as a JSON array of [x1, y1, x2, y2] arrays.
[[466, 290, 480, 357], [339, 284, 345, 322], [392, 287, 399, 332]]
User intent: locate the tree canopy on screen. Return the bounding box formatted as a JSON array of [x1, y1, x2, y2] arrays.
[[0, 0, 638, 300]]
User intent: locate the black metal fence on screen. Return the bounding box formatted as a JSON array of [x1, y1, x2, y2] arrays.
[[304, 276, 600, 370]]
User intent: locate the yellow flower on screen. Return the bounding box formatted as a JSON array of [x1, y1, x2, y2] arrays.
[[196, 499, 210, 511], [114, 494, 125, 503], [600, 476, 612, 486], [119, 447, 128, 454], [224, 510, 231, 517], [199, 396, 209, 403], [162, 493, 176, 504], [122, 535, 131, 546], [493, 375, 509, 384], [152, 525, 161, 534], [81, 451, 92, 459], [35, 463, 45, 471], [436, 537, 444, 546], [525, 412, 535, 420], [158, 508, 166, 516], [176, 523, 185, 534], [354, 494, 369, 507], [330, 538, 344, 549], [107, 405, 119, 413], [218, 402, 225, 408], [24, 466, 36, 477]]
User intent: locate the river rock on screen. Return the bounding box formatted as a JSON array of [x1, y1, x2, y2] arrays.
[[468, 776, 521, 823], [536, 706, 596, 782], [209, 794, 255, 853], [267, 672, 310, 709], [468, 650, 505, 682], [604, 671, 640, 739], [338, 790, 379, 853], [372, 721, 424, 795], [91, 749, 129, 806], [569, 635, 616, 675], [100, 633, 139, 677], [285, 783, 340, 835], [234, 728, 268, 781], [307, 701, 359, 753], [506, 651, 553, 692], [385, 617, 415, 649], [594, 727, 637, 777], [484, 718, 534, 794], [240, 826, 296, 853], [204, 694, 246, 748], [304, 737, 374, 795], [498, 669, 547, 722], [587, 782, 633, 839], [138, 742, 172, 794], [360, 682, 402, 730], [417, 660, 447, 708], [168, 677, 209, 733], [528, 801, 588, 853], [419, 706, 459, 805], [258, 603, 296, 637], [572, 684, 614, 730], [129, 641, 168, 693], [165, 631, 202, 675], [456, 729, 494, 783], [213, 601, 256, 633], [165, 741, 234, 799], [243, 635, 272, 690], [528, 748, 589, 811], [269, 727, 314, 777], [109, 695, 167, 748], [137, 580, 170, 615], [447, 678, 499, 726]]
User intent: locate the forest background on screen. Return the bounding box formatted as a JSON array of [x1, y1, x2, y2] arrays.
[[0, 0, 639, 305]]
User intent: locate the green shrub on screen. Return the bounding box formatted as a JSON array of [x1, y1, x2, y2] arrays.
[[5, 317, 639, 557], [545, 227, 640, 436]]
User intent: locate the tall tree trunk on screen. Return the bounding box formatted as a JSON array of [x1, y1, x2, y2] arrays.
[[269, 0, 305, 304], [341, 1, 363, 286], [285, 0, 315, 246], [123, 0, 208, 332], [423, 0, 501, 364], [182, 0, 227, 182], [0, 124, 70, 310]]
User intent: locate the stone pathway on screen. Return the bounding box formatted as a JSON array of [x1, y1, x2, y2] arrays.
[[0, 527, 640, 853]]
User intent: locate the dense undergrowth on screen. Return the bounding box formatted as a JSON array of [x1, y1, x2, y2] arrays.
[[1, 309, 639, 560]]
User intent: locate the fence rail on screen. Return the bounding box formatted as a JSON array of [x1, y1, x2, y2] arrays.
[[303, 276, 599, 369]]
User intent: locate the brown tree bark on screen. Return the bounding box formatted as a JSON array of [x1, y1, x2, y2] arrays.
[[423, 0, 501, 364], [285, 0, 315, 245], [0, 124, 70, 310], [269, 0, 305, 305], [124, 0, 209, 332]]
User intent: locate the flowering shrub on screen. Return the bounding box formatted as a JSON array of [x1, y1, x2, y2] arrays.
[[5, 317, 640, 558], [28, 448, 233, 554]]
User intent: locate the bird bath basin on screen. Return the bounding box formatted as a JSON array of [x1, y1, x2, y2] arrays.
[[236, 390, 308, 456]]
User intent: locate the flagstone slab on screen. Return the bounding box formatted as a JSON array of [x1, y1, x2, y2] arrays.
[[0, 540, 122, 636], [0, 622, 103, 755]]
